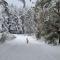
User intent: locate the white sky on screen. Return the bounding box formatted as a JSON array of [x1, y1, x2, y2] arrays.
[[6, 0, 37, 8]]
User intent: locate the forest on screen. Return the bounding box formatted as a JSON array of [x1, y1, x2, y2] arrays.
[[0, 0, 60, 45], [0, 0, 60, 60]]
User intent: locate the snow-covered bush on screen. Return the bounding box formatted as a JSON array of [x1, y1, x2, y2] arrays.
[[44, 32, 58, 45], [6, 32, 16, 40], [0, 32, 7, 43], [0, 32, 16, 43]]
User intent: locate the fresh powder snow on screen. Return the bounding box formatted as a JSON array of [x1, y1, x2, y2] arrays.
[[0, 34, 60, 60]]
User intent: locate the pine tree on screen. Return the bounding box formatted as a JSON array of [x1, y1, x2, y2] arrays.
[[35, 0, 60, 44], [0, 0, 9, 32], [34, 0, 51, 39]]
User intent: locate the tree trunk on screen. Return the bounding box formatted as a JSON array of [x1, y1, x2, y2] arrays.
[[58, 31, 60, 44], [59, 33, 60, 44], [22, 26, 24, 34]]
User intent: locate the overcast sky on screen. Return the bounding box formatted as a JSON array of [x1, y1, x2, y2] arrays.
[[6, 0, 37, 8]]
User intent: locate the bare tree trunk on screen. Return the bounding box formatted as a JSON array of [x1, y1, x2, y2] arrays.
[[58, 32, 60, 44]]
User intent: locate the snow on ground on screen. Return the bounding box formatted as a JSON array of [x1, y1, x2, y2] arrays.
[[0, 34, 60, 60], [6, 34, 45, 45]]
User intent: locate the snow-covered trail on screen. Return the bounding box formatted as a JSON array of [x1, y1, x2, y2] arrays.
[[0, 34, 60, 60], [6, 34, 43, 45]]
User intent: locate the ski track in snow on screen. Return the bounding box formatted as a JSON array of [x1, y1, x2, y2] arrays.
[[0, 34, 60, 60]]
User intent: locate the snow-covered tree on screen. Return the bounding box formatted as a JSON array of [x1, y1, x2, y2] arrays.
[[34, 0, 60, 44], [0, 0, 9, 32]]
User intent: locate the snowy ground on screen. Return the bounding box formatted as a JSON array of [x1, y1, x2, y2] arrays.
[[0, 34, 60, 60], [6, 34, 44, 45]]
